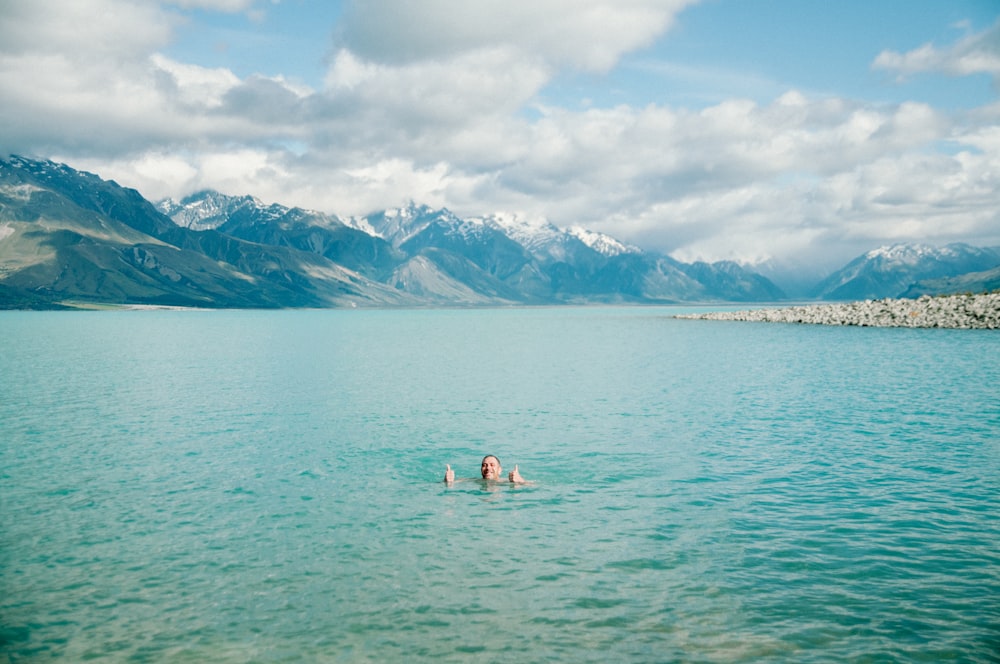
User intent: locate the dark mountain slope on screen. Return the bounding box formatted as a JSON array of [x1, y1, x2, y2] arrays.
[[811, 243, 1000, 300], [0, 156, 415, 308]]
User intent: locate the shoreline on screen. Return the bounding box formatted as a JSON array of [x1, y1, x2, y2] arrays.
[[675, 293, 1000, 329]]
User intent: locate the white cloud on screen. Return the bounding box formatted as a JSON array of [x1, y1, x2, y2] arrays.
[[324, 46, 549, 123], [337, 0, 697, 72], [873, 20, 1000, 82], [0, 0, 175, 58], [0, 1, 317, 156], [64, 152, 200, 202], [165, 0, 256, 11], [151, 54, 242, 108], [0, 1, 179, 154]]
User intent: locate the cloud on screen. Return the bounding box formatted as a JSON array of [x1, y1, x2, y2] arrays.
[[323, 47, 549, 131], [0, 1, 315, 156], [0, 1, 178, 154], [0, 0, 175, 58], [873, 20, 1000, 83], [165, 0, 256, 11], [316, 0, 698, 168], [476, 96, 992, 266], [151, 54, 243, 109], [336, 0, 697, 72]]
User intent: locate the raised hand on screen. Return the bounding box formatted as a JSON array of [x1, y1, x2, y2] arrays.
[[444, 464, 455, 484], [509, 464, 524, 484]]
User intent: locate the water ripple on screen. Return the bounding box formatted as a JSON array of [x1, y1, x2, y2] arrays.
[[2, 309, 998, 662]]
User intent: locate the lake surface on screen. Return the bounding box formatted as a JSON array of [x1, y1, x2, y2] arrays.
[[2, 307, 998, 663]]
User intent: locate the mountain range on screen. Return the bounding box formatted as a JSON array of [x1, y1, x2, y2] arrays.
[[1, 155, 997, 309], [811, 243, 1000, 300]]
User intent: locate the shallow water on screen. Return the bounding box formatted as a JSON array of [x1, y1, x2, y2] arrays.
[[2, 307, 998, 662]]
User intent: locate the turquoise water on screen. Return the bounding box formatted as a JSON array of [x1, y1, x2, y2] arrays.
[[1, 307, 998, 663]]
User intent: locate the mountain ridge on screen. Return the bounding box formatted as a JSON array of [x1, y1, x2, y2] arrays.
[[811, 242, 1000, 300], [0, 156, 418, 308], [3, 155, 997, 309]]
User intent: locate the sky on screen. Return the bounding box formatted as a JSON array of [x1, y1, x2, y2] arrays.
[[2, 0, 999, 275]]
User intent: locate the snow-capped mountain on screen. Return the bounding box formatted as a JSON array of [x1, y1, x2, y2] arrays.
[[811, 243, 1000, 300], [26, 155, 972, 309], [361, 204, 637, 263], [157, 191, 402, 280], [362, 202, 461, 247], [1, 156, 413, 308], [567, 226, 638, 257], [474, 212, 570, 257], [471, 213, 640, 266], [157, 191, 261, 230], [157, 191, 347, 232], [155, 192, 791, 304]]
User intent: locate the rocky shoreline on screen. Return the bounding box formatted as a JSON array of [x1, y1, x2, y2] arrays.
[[676, 292, 1000, 329]]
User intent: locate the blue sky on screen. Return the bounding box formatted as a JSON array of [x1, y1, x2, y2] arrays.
[[592, 2, 998, 110], [2, 0, 999, 275], [162, 0, 1000, 110]]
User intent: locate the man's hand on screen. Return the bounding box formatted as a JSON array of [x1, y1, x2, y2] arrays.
[[509, 464, 524, 484], [444, 464, 455, 484]]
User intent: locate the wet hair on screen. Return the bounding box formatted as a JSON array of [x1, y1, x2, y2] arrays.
[[481, 455, 500, 466]]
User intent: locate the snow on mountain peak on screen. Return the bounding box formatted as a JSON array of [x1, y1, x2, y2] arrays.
[[471, 212, 560, 248], [478, 211, 543, 229], [568, 226, 638, 257], [363, 202, 463, 245], [864, 243, 936, 263], [157, 190, 264, 230]]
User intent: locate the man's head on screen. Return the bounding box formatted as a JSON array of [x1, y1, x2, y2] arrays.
[[480, 455, 501, 480]]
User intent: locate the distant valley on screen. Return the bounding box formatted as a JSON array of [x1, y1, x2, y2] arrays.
[[1, 155, 997, 309]]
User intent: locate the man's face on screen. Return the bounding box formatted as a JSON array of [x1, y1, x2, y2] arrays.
[[481, 456, 501, 479]]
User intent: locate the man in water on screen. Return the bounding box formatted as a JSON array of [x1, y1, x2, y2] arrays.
[[444, 455, 526, 484]]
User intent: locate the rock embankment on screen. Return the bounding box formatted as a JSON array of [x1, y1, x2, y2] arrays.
[[676, 293, 1000, 329]]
